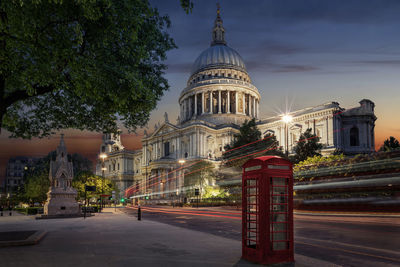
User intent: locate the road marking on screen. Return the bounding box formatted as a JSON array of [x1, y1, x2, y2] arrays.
[[296, 240, 400, 263]]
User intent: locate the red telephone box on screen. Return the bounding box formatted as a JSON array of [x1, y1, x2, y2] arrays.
[[242, 156, 294, 265]]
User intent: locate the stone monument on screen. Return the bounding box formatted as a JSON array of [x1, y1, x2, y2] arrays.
[[44, 134, 80, 216]]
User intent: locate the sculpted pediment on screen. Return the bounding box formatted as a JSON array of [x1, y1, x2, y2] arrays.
[[150, 123, 178, 138]]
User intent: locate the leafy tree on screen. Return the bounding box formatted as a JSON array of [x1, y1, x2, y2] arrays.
[[20, 151, 93, 203], [292, 128, 323, 163], [0, 0, 192, 138], [293, 154, 345, 172], [202, 186, 229, 199], [184, 160, 216, 197], [24, 169, 50, 204], [71, 153, 93, 177], [379, 136, 400, 151], [72, 171, 116, 201], [223, 119, 283, 168]]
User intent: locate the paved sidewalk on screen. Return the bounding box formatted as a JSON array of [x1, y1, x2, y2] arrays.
[[0, 208, 337, 267]]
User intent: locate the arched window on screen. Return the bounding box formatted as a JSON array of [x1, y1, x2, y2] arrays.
[[350, 126, 359, 146]]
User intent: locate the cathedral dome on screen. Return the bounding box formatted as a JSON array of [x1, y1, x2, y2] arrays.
[[190, 44, 247, 76], [179, 5, 260, 126]]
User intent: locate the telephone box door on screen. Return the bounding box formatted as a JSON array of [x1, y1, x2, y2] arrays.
[[242, 174, 261, 261]]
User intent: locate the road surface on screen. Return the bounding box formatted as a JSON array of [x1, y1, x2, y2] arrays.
[[124, 205, 400, 267]]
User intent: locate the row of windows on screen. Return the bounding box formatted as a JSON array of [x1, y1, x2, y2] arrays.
[[190, 72, 249, 85], [109, 163, 120, 171], [7, 179, 22, 185]]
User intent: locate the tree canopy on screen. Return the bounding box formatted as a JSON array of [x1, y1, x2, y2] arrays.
[[184, 160, 216, 196], [0, 0, 191, 138], [292, 128, 323, 163], [223, 118, 282, 168], [72, 171, 116, 201], [379, 136, 400, 152]]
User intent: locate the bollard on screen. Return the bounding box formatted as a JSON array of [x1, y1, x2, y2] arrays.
[[138, 205, 141, 221]]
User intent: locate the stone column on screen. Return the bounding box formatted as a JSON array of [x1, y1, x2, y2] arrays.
[[326, 117, 329, 146], [249, 96, 252, 117], [194, 93, 198, 116], [180, 103, 182, 121], [189, 97, 192, 118], [235, 92, 238, 114], [257, 100, 260, 118], [184, 98, 188, 120], [242, 93, 246, 115], [218, 90, 222, 114], [201, 92, 204, 114], [253, 96, 256, 118], [195, 128, 199, 157], [199, 132, 203, 157], [209, 91, 213, 114], [227, 90, 230, 113]]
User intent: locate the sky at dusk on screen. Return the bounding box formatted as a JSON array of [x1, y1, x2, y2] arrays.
[[1, 0, 400, 182]]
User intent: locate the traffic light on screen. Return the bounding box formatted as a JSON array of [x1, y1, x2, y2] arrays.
[[109, 196, 112, 200], [120, 198, 125, 203], [145, 196, 149, 200]]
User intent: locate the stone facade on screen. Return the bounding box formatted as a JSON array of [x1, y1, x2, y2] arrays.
[[44, 134, 80, 215], [97, 8, 376, 200]]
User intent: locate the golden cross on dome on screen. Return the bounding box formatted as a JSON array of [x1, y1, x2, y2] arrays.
[[217, 3, 220, 15]]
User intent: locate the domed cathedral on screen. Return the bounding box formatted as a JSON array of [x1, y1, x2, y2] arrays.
[[179, 6, 260, 126], [105, 6, 376, 201]]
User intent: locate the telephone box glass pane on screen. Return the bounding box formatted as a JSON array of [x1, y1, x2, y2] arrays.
[[270, 177, 289, 251], [245, 178, 258, 248]]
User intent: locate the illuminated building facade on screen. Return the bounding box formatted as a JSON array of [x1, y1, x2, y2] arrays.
[[98, 8, 376, 200]]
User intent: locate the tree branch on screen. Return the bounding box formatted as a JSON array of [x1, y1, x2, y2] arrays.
[[4, 84, 54, 108]]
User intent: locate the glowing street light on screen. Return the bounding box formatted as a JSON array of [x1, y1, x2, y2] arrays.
[[281, 114, 293, 157], [99, 153, 108, 211], [282, 114, 293, 124]]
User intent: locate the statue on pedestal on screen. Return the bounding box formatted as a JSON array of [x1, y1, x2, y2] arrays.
[[44, 134, 80, 216]]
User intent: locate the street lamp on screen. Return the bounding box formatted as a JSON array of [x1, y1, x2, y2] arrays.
[[281, 114, 293, 157], [99, 153, 107, 212]]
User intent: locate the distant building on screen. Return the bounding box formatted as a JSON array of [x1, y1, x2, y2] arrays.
[[95, 132, 138, 199], [5, 156, 37, 194], [99, 7, 376, 201]]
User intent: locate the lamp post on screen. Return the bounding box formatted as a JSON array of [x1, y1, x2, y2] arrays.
[[282, 114, 293, 158], [178, 159, 185, 205], [99, 153, 107, 212]]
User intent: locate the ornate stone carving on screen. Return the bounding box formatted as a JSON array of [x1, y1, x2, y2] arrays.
[[44, 134, 79, 216]]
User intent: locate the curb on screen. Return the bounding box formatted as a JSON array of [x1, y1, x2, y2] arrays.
[[0, 230, 47, 247]]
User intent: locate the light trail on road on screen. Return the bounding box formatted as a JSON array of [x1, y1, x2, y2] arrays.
[[135, 206, 242, 216], [127, 206, 241, 220], [123, 207, 399, 266], [296, 240, 400, 264]]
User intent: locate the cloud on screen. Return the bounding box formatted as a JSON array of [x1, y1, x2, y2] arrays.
[[246, 60, 319, 73], [166, 62, 193, 73], [219, 0, 400, 25], [352, 60, 400, 66], [273, 65, 319, 73]]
